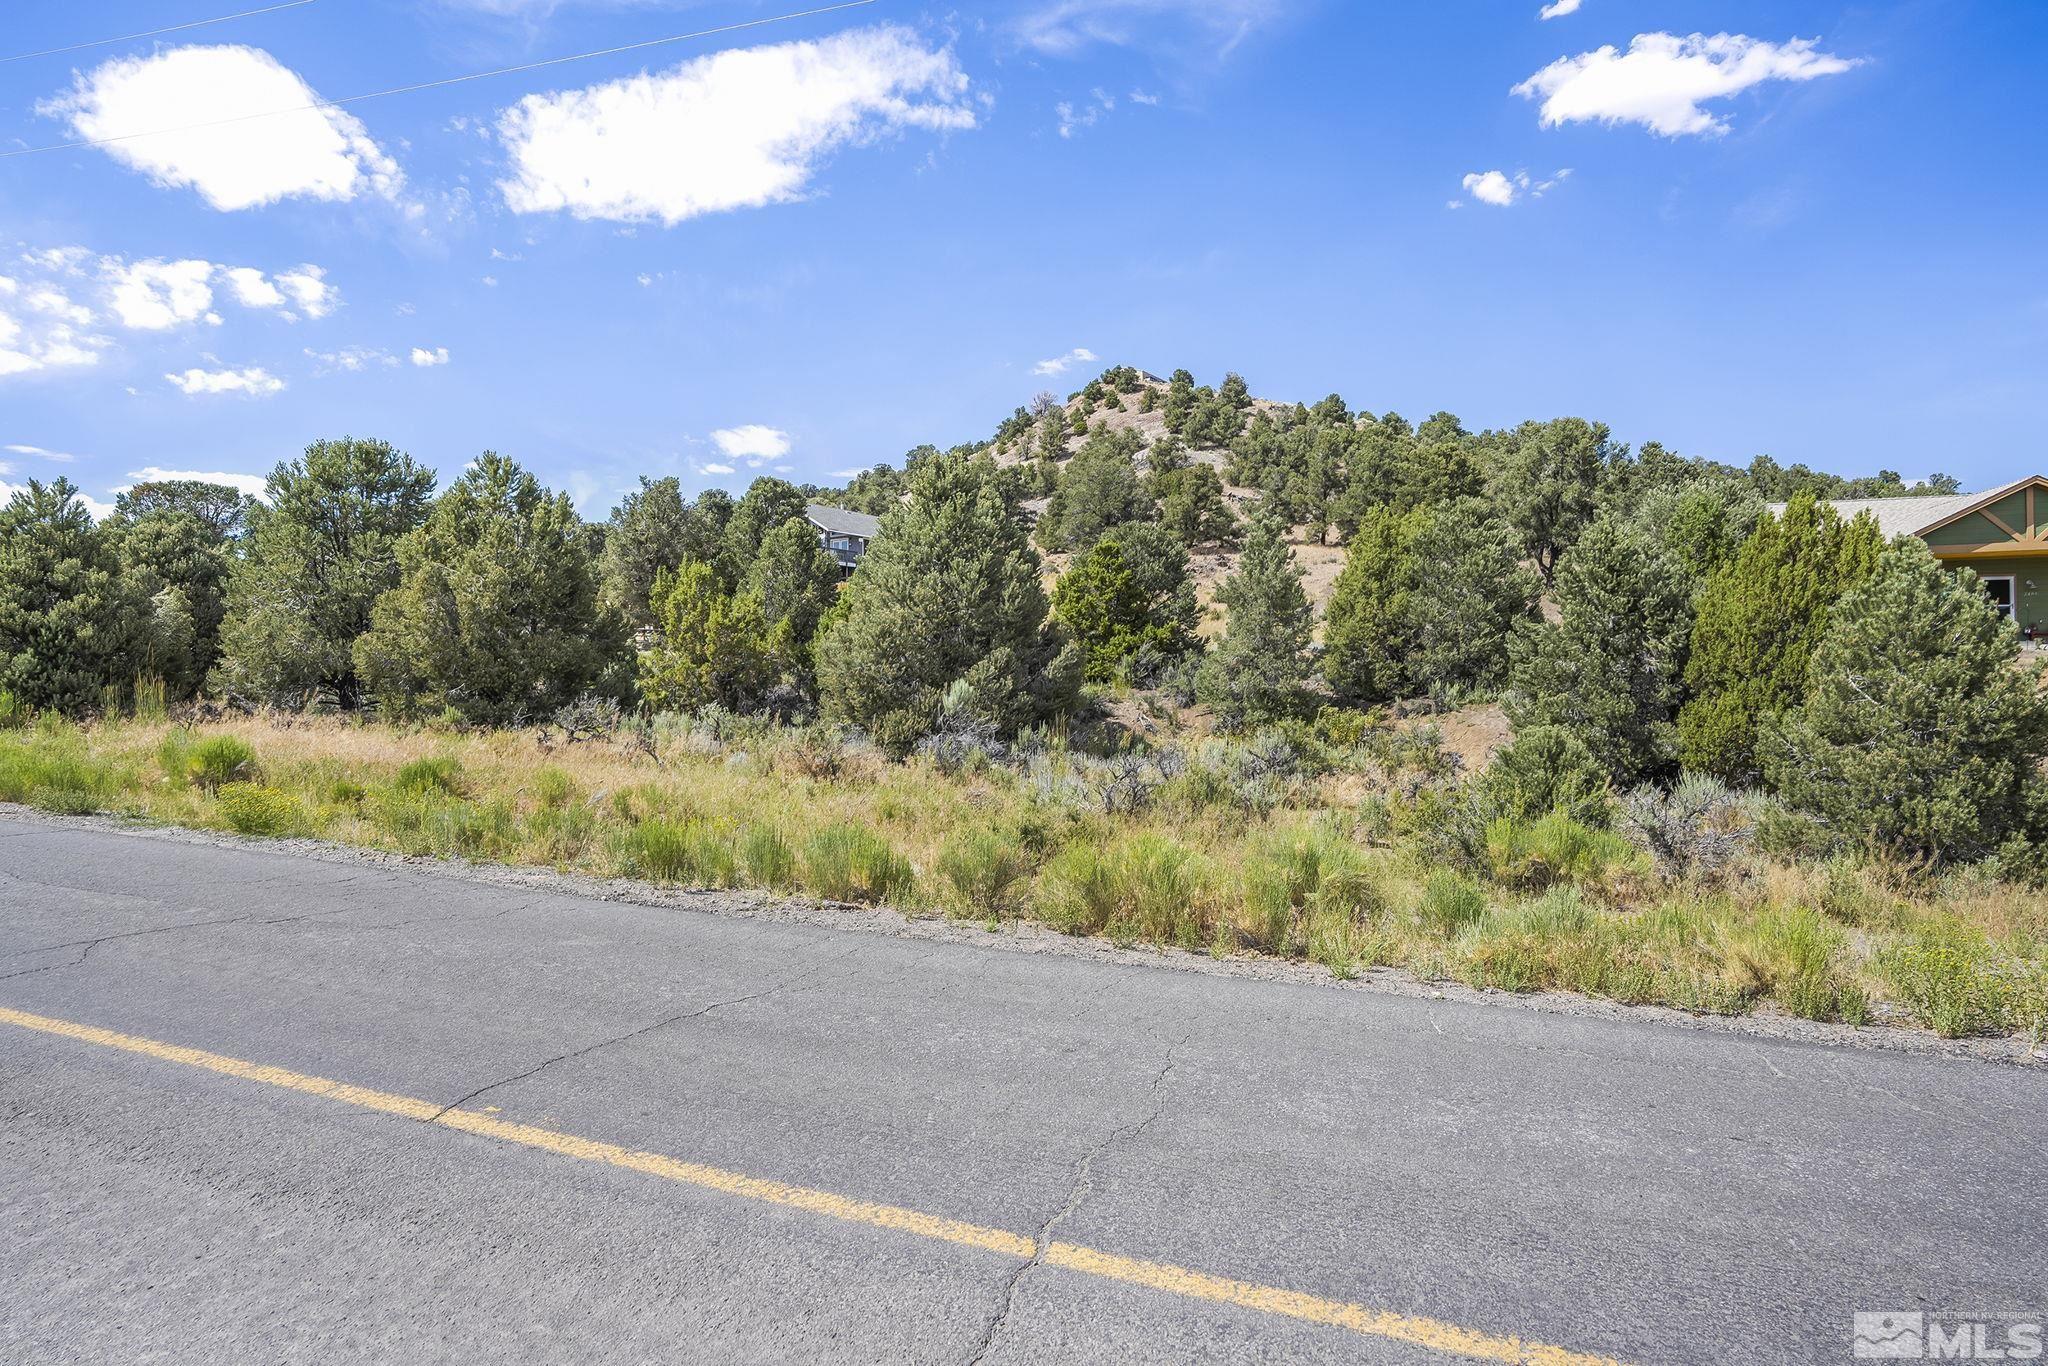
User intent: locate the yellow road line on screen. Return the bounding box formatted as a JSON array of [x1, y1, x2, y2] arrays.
[[0, 1003, 1625, 1366]]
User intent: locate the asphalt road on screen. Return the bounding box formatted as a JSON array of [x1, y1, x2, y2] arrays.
[[2, 814, 2043, 1365]]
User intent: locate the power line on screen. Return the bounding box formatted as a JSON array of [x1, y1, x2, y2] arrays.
[[1, 0, 318, 65], [0, 0, 879, 160]]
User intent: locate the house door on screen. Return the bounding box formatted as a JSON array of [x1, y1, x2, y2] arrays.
[[1982, 576, 2016, 622]]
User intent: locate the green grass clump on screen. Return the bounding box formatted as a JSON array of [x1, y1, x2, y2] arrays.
[[1416, 870, 1488, 937], [392, 755, 465, 798], [0, 732, 116, 813], [1482, 811, 1638, 894], [1240, 826, 1383, 955], [178, 734, 257, 792], [624, 818, 737, 887], [936, 829, 1032, 919], [1725, 907, 1866, 1023], [739, 824, 796, 890], [0, 689, 26, 730], [1038, 834, 1212, 948], [213, 783, 303, 836], [801, 824, 913, 904], [533, 766, 576, 810]]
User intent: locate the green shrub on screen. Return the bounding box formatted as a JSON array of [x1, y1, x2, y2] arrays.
[[214, 783, 302, 836], [801, 825, 913, 903], [937, 830, 1032, 919], [184, 735, 256, 792], [0, 689, 26, 729], [392, 755, 465, 798], [1478, 725, 1611, 826]]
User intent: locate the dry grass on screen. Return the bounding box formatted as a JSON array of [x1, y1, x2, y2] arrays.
[[6, 712, 2044, 1040]]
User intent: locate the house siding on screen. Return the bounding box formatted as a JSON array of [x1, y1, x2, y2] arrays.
[[1938, 555, 2047, 634]]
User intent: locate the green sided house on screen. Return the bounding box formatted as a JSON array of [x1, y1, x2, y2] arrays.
[[1792, 475, 2048, 635]]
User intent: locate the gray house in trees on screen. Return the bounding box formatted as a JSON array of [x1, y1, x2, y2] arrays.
[[806, 504, 881, 575]]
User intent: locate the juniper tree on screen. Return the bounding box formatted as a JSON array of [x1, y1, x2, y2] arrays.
[[1486, 416, 1611, 584], [746, 517, 842, 667], [639, 560, 777, 713], [1324, 501, 1535, 705], [599, 476, 725, 628], [1051, 541, 1169, 683], [213, 437, 435, 708], [353, 452, 626, 723], [1678, 494, 1881, 783], [1196, 513, 1313, 728], [108, 494, 241, 697], [1506, 514, 1691, 786], [1152, 461, 1237, 546], [722, 477, 810, 583], [1764, 542, 2048, 866], [0, 479, 142, 711], [817, 452, 1079, 747], [1036, 425, 1150, 551]]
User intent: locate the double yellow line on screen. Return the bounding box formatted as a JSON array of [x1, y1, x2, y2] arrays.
[[0, 1003, 1625, 1366]]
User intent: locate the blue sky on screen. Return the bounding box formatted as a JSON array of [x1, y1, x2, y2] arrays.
[[1, 0, 2042, 517]]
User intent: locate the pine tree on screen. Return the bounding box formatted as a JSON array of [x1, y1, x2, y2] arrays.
[[1765, 542, 2048, 864], [1485, 417, 1610, 584], [1052, 541, 1166, 682], [353, 452, 627, 723], [1678, 494, 1882, 783], [1196, 513, 1313, 728], [638, 561, 777, 712], [721, 477, 811, 584], [817, 452, 1079, 747], [599, 476, 726, 628], [1036, 425, 1150, 551], [215, 437, 435, 708], [109, 498, 238, 697], [0, 479, 143, 711], [1324, 502, 1534, 705], [1162, 368, 1197, 435], [1322, 504, 1425, 705], [1505, 515, 1691, 785], [746, 517, 842, 667]]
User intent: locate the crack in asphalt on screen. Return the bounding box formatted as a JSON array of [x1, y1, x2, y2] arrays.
[[425, 940, 868, 1124], [966, 1026, 1193, 1365], [0, 914, 254, 981]]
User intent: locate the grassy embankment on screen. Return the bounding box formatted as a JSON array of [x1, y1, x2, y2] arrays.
[[2, 710, 2043, 1042]]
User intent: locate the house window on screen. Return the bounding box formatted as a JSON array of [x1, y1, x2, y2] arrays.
[[1982, 576, 2016, 621]]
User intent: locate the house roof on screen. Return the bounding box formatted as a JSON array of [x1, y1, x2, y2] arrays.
[[1770, 476, 2042, 540], [805, 503, 882, 539]]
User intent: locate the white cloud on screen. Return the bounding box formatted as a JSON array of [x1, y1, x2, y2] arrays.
[[710, 425, 792, 462], [1512, 32, 1861, 138], [165, 365, 284, 396], [98, 256, 336, 331], [1032, 346, 1099, 376], [497, 25, 975, 226], [1015, 0, 1282, 56], [410, 346, 450, 367], [1538, 0, 1583, 18], [0, 292, 109, 378], [1057, 87, 1123, 138], [4, 444, 78, 462], [1128, 89, 1162, 106], [40, 44, 404, 211], [303, 345, 396, 373], [700, 462, 736, 476], [1457, 167, 1571, 207], [276, 266, 337, 318], [123, 465, 269, 499], [221, 267, 283, 310], [104, 258, 218, 330]]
